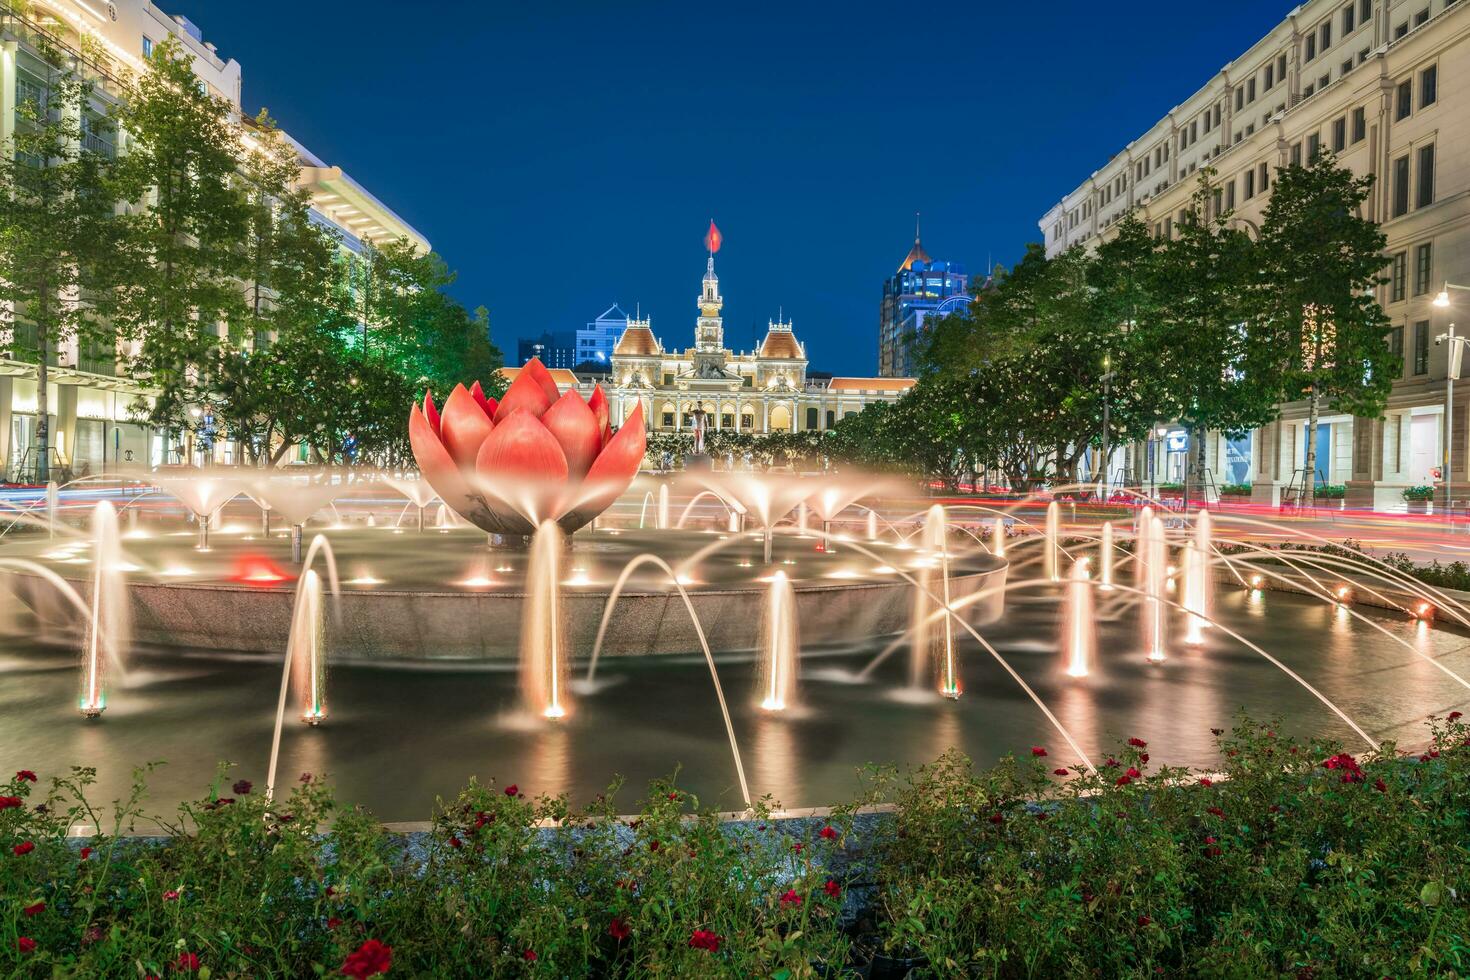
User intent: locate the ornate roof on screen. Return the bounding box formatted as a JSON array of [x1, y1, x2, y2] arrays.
[[613, 323, 662, 357], [898, 237, 932, 272], [759, 331, 804, 359]]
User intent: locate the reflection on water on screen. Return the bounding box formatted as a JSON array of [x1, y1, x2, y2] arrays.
[[1, 591, 1468, 821]]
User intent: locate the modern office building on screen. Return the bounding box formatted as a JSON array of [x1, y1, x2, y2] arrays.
[[877, 227, 969, 377], [607, 243, 913, 436], [0, 0, 426, 480], [1039, 0, 1470, 508], [516, 331, 578, 370], [576, 304, 629, 367]]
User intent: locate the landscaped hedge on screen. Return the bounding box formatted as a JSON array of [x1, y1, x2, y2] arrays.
[[3, 716, 1469, 976]]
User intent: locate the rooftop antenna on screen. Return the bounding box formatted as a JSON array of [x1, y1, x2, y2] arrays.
[[915, 211, 921, 243]]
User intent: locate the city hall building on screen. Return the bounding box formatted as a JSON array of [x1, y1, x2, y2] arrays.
[[0, 0, 425, 481], [1040, 0, 1470, 508], [606, 248, 914, 436]]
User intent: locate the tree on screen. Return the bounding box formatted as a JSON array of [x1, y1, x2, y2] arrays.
[[111, 35, 250, 436], [1256, 153, 1395, 506], [0, 58, 119, 481], [1147, 174, 1276, 505]]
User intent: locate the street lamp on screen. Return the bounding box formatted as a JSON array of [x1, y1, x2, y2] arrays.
[[1099, 354, 1115, 501], [1433, 282, 1470, 522]]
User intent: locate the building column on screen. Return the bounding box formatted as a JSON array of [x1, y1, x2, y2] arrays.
[[1345, 415, 1384, 509], [1250, 420, 1288, 505], [54, 383, 78, 468], [0, 376, 12, 482]]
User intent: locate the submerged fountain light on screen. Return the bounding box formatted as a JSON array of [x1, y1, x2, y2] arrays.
[[1335, 585, 1354, 604], [1249, 574, 1265, 590]]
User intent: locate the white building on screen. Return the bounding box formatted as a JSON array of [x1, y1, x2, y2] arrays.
[[1039, 0, 1470, 508], [0, 0, 425, 480], [607, 249, 914, 436]]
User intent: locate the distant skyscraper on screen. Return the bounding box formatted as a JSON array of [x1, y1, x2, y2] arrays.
[[877, 220, 968, 377], [516, 330, 578, 369], [576, 304, 630, 366]]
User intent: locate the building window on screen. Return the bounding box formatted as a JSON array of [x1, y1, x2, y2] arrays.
[[825, 410, 835, 428], [1359, 0, 1371, 23], [1304, 82, 1315, 98], [1307, 133, 1321, 159], [1351, 106, 1366, 143], [1421, 64, 1437, 107], [1225, 179, 1236, 210], [1332, 117, 1347, 151], [1393, 154, 1411, 217], [142, 36, 153, 58], [1395, 22, 1408, 40], [1344, 3, 1356, 33], [805, 407, 818, 430], [661, 412, 674, 428], [1247, 78, 1256, 102], [1259, 162, 1270, 191], [1391, 251, 1407, 302], [1396, 79, 1413, 119], [1418, 143, 1435, 208], [1391, 325, 1404, 367], [1306, 34, 1317, 60], [1266, 63, 1275, 88], [1245, 169, 1256, 199], [1277, 53, 1287, 80], [1321, 22, 1332, 49], [1235, 87, 1244, 111], [1290, 142, 1302, 166], [1415, 8, 1429, 26], [741, 413, 754, 429], [1414, 321, 1430, 375], [1414, 243, 1432, 295]]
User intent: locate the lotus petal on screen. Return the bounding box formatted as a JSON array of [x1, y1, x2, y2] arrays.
[[521, 356, 562, 403], [409, 404, 495, 527], [469, 381, 494, 418], [494, 367, 554, 422], [541, 388, 601, 480], [475, 411, 569, 484], [485, 396, 500, 417], [440, 384, 495, 472], [423, 391, 441, 437], [563, 403, 646, 530], [587, 385, 610, 439]]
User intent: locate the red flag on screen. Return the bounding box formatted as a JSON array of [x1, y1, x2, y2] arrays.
[[704, 219, 722, 254]]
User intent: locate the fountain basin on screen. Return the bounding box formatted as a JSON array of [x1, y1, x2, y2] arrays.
[[4, 526, 1007, 661]]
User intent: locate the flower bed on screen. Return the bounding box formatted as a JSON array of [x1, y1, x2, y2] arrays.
[[3, 717, 1469, 976]]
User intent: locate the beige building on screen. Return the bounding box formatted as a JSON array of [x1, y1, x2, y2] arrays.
[[1040, 0, 1470, 508], [607, 250, 914, 439], [0, 0, 425, 481]]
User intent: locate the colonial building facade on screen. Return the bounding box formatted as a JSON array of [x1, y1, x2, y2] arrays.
[[607, 249, 914, 436], [0, 0, 425, 480], [1039, 0, 1470, 508]]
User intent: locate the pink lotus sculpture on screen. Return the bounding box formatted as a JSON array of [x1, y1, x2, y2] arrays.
[[408, 358, 645, 536]]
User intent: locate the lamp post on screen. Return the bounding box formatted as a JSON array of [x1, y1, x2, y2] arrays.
[[1433, 283, 1470, 523]]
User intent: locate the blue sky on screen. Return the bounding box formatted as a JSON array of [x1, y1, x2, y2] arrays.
[[169, 0, 1294, 376]]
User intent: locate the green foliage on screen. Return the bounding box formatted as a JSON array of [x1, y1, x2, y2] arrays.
[[1403, 485, 1436, 501], [3, 717, 1468, 976]]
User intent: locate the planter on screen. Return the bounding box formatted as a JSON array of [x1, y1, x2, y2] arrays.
[[1406, 499, 1429, 514]]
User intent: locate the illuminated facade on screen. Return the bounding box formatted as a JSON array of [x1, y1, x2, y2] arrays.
[[0, 0, 425, 479], [608, 248, 914, 435], [877, 229, 969, 378]]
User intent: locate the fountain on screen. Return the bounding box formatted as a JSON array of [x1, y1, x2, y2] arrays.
[[657, 483, 670, 531], [521, 521, 568, 719], [80, 501, 129, 718], [153, 471, 241, 550], [1098, 520, 1115, 590], [1064, 558, 1093, 677], [757, 569, 798, 711], [991, 516, 1006, 557], [1142, 515, 1167, 663], [386, 475, 438, 532], [867, 510, 879, 542], [1182, 541, 1208, 646], [246, 474, 344, 562], [290, 569, 327, 724], [909, 504, 959, 698]]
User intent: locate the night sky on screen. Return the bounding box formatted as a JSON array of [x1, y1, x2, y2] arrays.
[[168, 0, 1293, 376]]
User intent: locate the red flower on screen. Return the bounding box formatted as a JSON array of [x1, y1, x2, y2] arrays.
[[1211, 728, 1224, 736], [327, 917, 343, 929], [649, 840, 660, 852], [1115, 775, 1132, 787], [0, 796, 21, 810], [1449, 711, 1463, 722], [1374, 778, 1388, 792], [1128, 737, 1147, 748], [1053, 768, 1069, 776], [824, 879, 842, 899], [608, 916, 631, 941], [16, 937, 36, 954], [340, 939, 393, 978], [1198, 777, 1213, 787], [791, 842, 804, 854], [80, 847, 92, 860], [779, 888, 802, 908], [12, 841, 34, 856], [504, 784, 519, 797], [299, 772, 313, 784], [232, 779, 252, 795], [689, 929, 722, 952], [1139, 753, 1149, 764], [411, 364, 645, 536], [174, 952, 200, 972], [819, 825, 838, 840], [1137, 915, 1151, 926], [667, 792, 678, 800], [989, 812, 1003, 824], [1207, 806, 1225, 818], [1125, 767, 1142, 779], [522, 949, 538, 962], [1031, 746, 1047, 757], [15, 770, 37, 782], [164, 890, 180, 901], [1105, 757, 1119, 768], [23, 901, 44, 917], [449, 836, 463, 849]]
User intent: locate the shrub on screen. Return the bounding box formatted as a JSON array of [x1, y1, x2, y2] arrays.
[[1404, 485, 1436, 501]]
